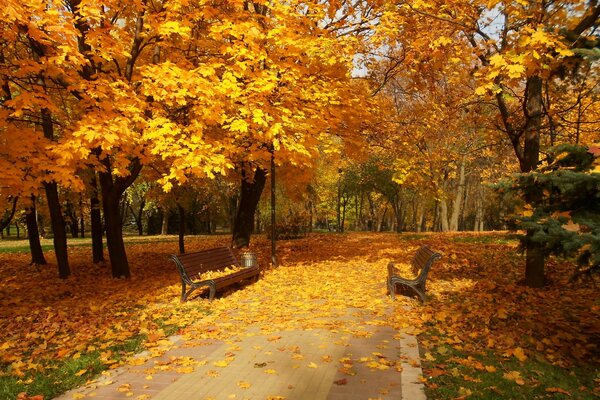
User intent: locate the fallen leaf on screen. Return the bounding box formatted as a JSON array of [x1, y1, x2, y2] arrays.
[[545, 387, 571, 396], [503, 371, 525, 385]]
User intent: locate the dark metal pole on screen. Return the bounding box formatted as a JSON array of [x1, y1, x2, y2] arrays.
[[271, 150, 277, 267]]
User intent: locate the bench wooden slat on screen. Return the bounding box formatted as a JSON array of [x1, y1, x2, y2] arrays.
[[171, 246, 260, 301], [387, 245, 441, 302]]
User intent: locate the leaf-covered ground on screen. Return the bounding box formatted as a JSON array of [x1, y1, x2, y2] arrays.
[[1, 232, 598, 398]]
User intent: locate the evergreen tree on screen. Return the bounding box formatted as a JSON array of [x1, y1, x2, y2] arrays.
[[496, 144, 600, 281]]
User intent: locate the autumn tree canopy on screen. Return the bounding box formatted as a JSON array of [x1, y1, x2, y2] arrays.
[[0, 0, 598, 285]]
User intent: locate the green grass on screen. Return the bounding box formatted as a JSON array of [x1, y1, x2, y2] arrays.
[[0, 306, 190, 400], [398, 233, 429, 241], [449, 234, 517, 245], [0, 334, 145, 399], [421, 338, 599, 399], [0, 235, 184, 254]]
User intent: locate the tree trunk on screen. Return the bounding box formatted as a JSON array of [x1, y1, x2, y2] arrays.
[[44, 181, 70, 278], [136, 201, 145, 236], [522, 76, 545, 287], [98, 158, 142, 278], [0, 196, 18, 232], [420, 209, 427, 232], [90, 175, 105, 263], [178, 204, 185, 254], [449, 157, 466, 231], [161, 210, 169, 235], [40, 108, 70, 278], [26, 196, 47, 265], [525, 237, 545, 287], [439, 199, 449, 232], [232, 166, 267, 248], [65, 199, 79, 238]]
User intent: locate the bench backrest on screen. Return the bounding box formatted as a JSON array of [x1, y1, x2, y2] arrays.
[[171, 247, 239, 282], [411, 245, 442, 281]]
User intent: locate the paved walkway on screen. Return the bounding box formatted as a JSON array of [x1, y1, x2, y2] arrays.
[[57, 312, 426, 400]]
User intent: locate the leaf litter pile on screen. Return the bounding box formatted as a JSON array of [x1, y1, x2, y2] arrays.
[[1, 232, 598, 396]]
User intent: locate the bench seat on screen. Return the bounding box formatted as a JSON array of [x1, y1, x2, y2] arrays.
[[170, 247, 260, 301]]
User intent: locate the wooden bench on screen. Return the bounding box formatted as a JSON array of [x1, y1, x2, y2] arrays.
[[170, 247, 260, 301], [387, 245, 441, 302]]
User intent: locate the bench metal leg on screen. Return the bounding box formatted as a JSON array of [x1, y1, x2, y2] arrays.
[[388, 278, 396, 300], [208, 283, 216, 301]]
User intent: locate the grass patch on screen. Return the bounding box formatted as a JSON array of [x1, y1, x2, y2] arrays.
[[420, 336, 599, 399], [0, 235, 184, 254], [398, 233, 429, 241], [0, 334, 145, 399], [449, 234, 516, 245]]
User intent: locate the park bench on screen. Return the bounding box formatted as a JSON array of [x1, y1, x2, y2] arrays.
[[170, 247, 260, 301], [387, 245, 442, 302]]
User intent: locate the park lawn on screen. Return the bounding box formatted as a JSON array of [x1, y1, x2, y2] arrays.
[[0, 232, 598, 399]]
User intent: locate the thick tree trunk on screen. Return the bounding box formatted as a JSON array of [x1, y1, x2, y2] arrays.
[[178, 204, 185, 254], [90, 175, 104, 263], [522, 76, 545, 287], [26, 197, 46, 265], [449, 157, 466, 231], [98, 158, 142, 278], [44, 181, 70, 278], [232, 166, 267, 248], [101, 188, 129, 278]]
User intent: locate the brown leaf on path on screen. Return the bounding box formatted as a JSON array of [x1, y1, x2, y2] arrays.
[[254, 362, 267, 368], [333, 378, 348, 385]]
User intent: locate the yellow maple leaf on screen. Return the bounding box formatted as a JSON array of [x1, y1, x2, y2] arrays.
[[307, 362, 318, 369], [503, 370, 525, 385], [214, 360, 229, 367], [512, 347, 527, 362], [238, 381, 251, 389], [506, 64, 525, 79]]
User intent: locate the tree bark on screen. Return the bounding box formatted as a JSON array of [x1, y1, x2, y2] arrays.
[[161, 210, 169, 235], [439, 199, 449, 232], [98, 158, 142, 278], [449, 157, 466, 231], [232, 166, 267, 248], [178, 204, 185, 254], [26, 197, 47, 265], [522, 76, 545, 287], [41, 109, 70, 278], [0, 196, 18, 232], [90, 174, 104, 263], [44, 181, 70, 278]]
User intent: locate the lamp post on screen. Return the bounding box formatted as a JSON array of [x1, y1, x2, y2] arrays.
[[270, 147, 277, 267], [336, 167, 342, 233]]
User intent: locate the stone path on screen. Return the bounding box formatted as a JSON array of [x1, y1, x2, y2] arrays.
[[56, 318, 426, 400]]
